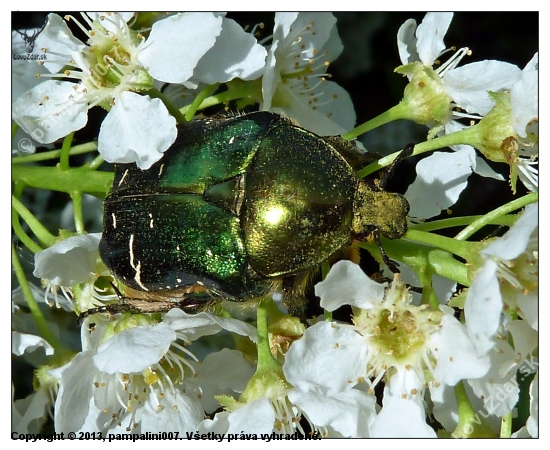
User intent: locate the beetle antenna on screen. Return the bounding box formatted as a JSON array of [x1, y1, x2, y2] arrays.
[[379, 143, 415, 189]]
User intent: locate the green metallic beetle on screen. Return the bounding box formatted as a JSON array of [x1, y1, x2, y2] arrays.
[[97, 111, 409, 317]]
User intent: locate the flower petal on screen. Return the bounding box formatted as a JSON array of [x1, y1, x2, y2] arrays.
[[443, 60, 521, 115], [138, 12, 222, 83], [473, 155, 505, 180], [33, 233, 101, 286], [98, 91, 177, 170], [511, 68, 538, 138], [226, 399, 275, 434], [315, 260, 386, 311], [163, 309, 258, 342], [12, 80, 88, 144], [397, 18, 419, 65], [186, 349, 254, 413], [54, 351, 97, 433], [284, 321, 367, 394], [140, 389, 204, 433], [12, 331, 54, 356], [371, 369, 436, 437], [191, 17, 266, 84], [429, 314, 490, 385], [278, 79, 356, 135], [518, 293, 538, 331], [481, 203, 538, 261], [289, 389, 376, 437], [35, 13, 85, 73], [464, 260, 502, 355], [405, 147, 475, 220], [415, 12, 453, 65], [94, 323, 176, 373]]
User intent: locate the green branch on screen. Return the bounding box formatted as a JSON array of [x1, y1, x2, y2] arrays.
[[12, 166, 114, 198]]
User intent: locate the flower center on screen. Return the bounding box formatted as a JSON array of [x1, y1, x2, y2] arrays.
[[371, 308, 426, 361]]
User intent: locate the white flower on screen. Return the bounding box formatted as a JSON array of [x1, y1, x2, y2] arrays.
[[12, 13, 174, 168], [12, 13, 241, 169], [397, 13, 538, 197], [464, 204, 538, 364], [431, 202, 538, 432], [32, 233, 115, 313], [283, 321, 377, 437], [261, 12, 355, 135], [473, 203, 538, 333], [55, 309, 257, 433], [311, 261, 490, 437], [34, 233, 102, 287], [458, 204, 538, 419], [398, 12, 521, 116], [396, 13, 534, 218]]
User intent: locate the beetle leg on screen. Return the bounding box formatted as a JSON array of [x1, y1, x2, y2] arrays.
[[77, 283, 230, 323], [77, 303, 142, 324], [373, 231, 400, 274], [281, 271, 314, 323], [379, 143, 415, 189]]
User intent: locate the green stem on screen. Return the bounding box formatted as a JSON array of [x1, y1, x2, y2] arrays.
[[410, 215, 516, 233], [256, 301, 283, 375], [321, 261, 333, 321], [404, 229, 473, 260], [71, 192, 85, 234], [455, 192, 538, 241], [11, 142, 98, 164], [356, 129, 490, 179], [12, 166, 114, 197], [87, 155, 104, 170], [147, 87, 187, 124], [184, 83, 220, 122], [361, 236, 471, 287], [12, 205, 42, 254], [342, 103, 410, 140], [453, 382, 496, 438], [12, 196, 56, 248], [10, 183, 41, 253], [59, 132, 75, 171], [500, 411, 513, 438], [12, 121, 19, 139], [12, 244, 66, 352], [419, 268, 439, 309]]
